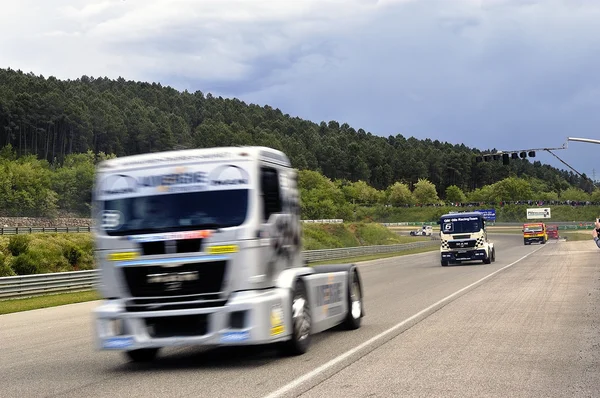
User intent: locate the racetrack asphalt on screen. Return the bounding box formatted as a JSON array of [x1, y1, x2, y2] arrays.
[[1, 234, 598, 398]]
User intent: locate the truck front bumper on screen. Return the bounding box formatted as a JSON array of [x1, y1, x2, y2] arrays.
[[94, 289, 291, 351], [441, 249, 486, 262], [525, 236, 545, 243]]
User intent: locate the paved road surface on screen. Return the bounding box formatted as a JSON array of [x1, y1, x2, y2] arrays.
[[1, 234, 598, 398]]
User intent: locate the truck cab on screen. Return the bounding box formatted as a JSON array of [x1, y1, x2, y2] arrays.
[[91, 146, 364, 362], [437, 212, 495, 267], [523, 222, 548, 245], [546, 224, 559, 239]]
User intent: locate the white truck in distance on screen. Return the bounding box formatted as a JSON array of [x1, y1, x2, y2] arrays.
[[410, 225, 432, 236], [437, 211, 495, 267], [92, 146, 365, 362]]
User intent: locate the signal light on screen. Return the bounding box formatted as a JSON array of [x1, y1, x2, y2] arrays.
[[502, 153, 510, 165], [493, 154, 501, 161], [484, 155, 492, 162], [528, 151, 536, 157], [511, 153, 519, 160], [519, 151, 527, 159]]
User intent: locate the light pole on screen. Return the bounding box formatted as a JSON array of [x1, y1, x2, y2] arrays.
[[568, 137, 600, 145]]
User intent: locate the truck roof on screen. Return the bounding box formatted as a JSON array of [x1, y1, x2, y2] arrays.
[[97, 146, 291, 170], [440, 211, 485, 219]]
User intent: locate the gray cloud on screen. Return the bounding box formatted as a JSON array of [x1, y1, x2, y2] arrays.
[[2, 0, 600, 178]]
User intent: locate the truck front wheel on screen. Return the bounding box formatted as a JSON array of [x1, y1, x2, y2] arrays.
[[342, 270, 363, 330], [280, 278, 312, 356], [483, 249, 492, 264]]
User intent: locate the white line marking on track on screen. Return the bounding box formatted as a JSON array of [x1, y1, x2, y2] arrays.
[[262, 244, 547, 398]]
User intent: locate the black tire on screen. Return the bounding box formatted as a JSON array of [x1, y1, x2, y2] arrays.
[[491, 248, 496, 262], [279, 278, 312, 356], [441, 260, 449, 266], [483, 249, 492, 264], [342, 270, 363, 330], [124, 348, 160, 363]]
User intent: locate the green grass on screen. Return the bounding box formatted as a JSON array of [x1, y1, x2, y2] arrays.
[[302, 222, 428, 250], [0, 222, 424, 277], [1, 244, 440, 315], [0, 290, 100, 315], [0, 233, 95, 277], [310, 245, 439, 265], [561, 231, 593, 242]]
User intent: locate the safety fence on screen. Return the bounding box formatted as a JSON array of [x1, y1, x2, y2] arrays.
[[0, 222, 597, 235], [0, 240, 438, 300]]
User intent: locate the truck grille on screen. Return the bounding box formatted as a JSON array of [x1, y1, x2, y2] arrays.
[[448, 240, 476, 249], [122, 260, 226, 297], [125, 294, 228, 312]]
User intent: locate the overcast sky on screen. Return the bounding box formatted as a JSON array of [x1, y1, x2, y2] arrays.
[[3, 0, 600, 180]]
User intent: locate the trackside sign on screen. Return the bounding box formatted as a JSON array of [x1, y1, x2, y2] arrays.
[[526, 208, 551, 220]]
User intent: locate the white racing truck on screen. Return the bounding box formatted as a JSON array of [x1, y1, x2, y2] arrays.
[[91, 146, 364, 362], [437, 211, 495, 267]]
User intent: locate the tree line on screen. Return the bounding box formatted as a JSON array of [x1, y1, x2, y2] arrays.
[[0, 67, 593, 197], [1, 143, 598, 220]]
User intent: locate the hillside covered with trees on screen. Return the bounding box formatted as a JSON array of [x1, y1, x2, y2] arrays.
[[0, 68, 590, 194]]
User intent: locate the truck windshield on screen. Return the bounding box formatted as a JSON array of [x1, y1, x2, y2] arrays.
[[524, 226, 543, 232], [441, 216, 482, 234], [100, 189, 249, 236]]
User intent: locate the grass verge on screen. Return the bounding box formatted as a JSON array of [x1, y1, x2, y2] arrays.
[[309, 245, 439, 265], [561, 231, 593, 242], [1, 245, 440, 315], [0, 290, 100, 315]]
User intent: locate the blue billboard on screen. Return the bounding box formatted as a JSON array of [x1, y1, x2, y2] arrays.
[[475, 209, 496, 222]]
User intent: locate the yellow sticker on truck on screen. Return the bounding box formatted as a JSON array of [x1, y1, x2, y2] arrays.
[[270, 304, 285, 336], [207, 245, 239, 254], [107, 252, 139, 261]]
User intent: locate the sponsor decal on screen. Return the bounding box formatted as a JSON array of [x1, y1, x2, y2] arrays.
[[107, 252, 139, 261], [128, 230, 212, 243], [99, 174, 138, 196], [270, 304, 285, 336], [220, 331, 250, 343], [208, 164, 249, 186], [315, 275, 343, 317], [146, 271, 199, 284], [147, 270, 199, 291], [99, 163, 250, 197], [207, 245, 239, 254], [102, 337, 133, 349], [101, 210, 123, 230]]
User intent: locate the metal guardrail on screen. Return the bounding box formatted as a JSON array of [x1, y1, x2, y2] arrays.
[[0, 221, 598, 234], [0, 240, 438, 300], [0, 226, 92, 235], [0, 270, 98, 299]]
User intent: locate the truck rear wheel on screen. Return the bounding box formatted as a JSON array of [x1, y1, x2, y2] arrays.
[[342, 270, 363, 330], [279, 278, 312, 356], [124, 348, 160, 363]]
